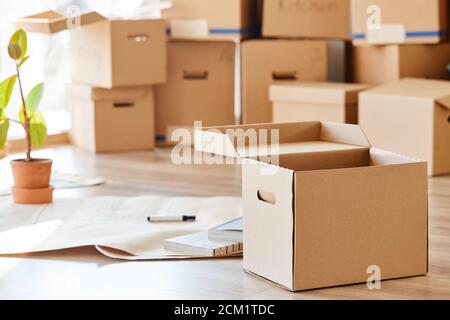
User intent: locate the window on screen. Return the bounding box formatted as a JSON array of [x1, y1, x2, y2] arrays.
[[0, 0, 163, 140]]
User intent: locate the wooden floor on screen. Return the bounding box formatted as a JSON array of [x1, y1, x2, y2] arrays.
[[1, 146, 450, 300]]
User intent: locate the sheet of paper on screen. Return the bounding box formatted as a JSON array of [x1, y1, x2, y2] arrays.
[[0, 196, 242, 260]]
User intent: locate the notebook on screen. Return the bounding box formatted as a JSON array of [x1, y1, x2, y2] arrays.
[[208, 217, 243, 243], [163, 231, 242, 257]]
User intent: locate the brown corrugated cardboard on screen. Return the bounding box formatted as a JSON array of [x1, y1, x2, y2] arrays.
[[352, 43, 450, 85], [16, 11, 167, 88], [359, 78, 450, 177], [263, 0, 351, 40], [351, 0, 448, 45], [163, 0, 259, 40], [195, 121, 428, 291], [15, 10, 106, 34], [154, 40, 236, 145], [241, 40, 328, 124], [270, 82, 371, 124], [69, 84, 155, 153], [71, 19, 166, 88]]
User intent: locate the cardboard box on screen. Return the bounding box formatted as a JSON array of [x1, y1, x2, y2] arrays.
[[359, 78, 450, 176], [263, 0, 351, 40], [69, 84, 155, 153], [241, 40, 328, 124], [195, 121, 428, 291], [163, 0, 260, 40], [352, 43, 450, 85], [270, 82, 371, 124], [154, 40, 236, 145], [16, 11, 167, 88], [351, 0, 448, 45]]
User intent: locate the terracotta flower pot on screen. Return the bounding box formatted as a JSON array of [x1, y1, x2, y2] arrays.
[[10, 159, 54, 204]]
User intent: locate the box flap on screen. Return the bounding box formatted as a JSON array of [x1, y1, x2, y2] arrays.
[[15, 10, 106, 34], [270, 82, 371, 105], [194, 121, 371, 159]]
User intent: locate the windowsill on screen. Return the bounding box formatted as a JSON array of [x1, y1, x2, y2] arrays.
[[4, 111, 71, 155], [7, 110, 71, 140]]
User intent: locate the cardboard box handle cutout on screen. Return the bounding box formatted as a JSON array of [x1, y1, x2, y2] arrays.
[[272, 71, 298, 81], [113, 102, 135, 108], [257, 190, 277, 205], [128, 34, 149, 43], [183, 70, 209, 80], [448, 116, 450, 123]]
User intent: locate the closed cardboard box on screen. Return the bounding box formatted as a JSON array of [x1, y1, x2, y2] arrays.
[[155, 41, 236, 145], [352, 43, 450, 85], [16, 11, 167, 88], [163, 0, 260, 39], [69, 84, 155, 153], [351, 0, 448, 45], [263, 0, 351, 40], [196, 121, 428, 291], [241, 40, 328, 124], [359, 78, 450, 177], [270, 82, 370, 124]]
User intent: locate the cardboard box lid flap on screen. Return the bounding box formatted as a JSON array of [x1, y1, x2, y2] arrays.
[[270, 82, 371, 105], [15, 10, 106, 34], [320, 122, 371, 147], [195, 122, 371, 159]]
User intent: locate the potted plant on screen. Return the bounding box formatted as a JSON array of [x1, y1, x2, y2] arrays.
[[0, 29, 51, 204]]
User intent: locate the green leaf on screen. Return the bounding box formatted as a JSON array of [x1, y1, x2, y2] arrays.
[[8, 43, 22, 60], [8, 29, 27, 60], [29, 111, 47, 147], [26, 83, 44, 114], [0, 75, 17, 110], [0, 118, 9, 149], [19, 55, 30, 67]]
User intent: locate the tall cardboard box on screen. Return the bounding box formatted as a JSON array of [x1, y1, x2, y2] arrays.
[[351, 0, 448, 45], [163, 0, 260, 39], [241, 40, 328, 124], [155, 40, 236, 145], [69, 84, 155, 153], [16, 11, 167, 88], [195, 121, 428, 291], [270, 82, 371, 124], [263, 0, 351, 40], [352, 43, 450, 85], [359, 78, 450, 177]]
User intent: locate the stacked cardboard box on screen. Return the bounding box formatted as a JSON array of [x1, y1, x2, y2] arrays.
[[351, 0, 450, 84], [155, 0, 260, 145], [351, 0, 450, 176], [16, 11, 167, 153], [247, 0, 359, 125]]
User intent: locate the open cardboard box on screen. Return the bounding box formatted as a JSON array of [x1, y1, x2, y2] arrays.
[[195, 121, 428, 291], [16, 10, 167, 88], [359, 78, 450, 176]]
